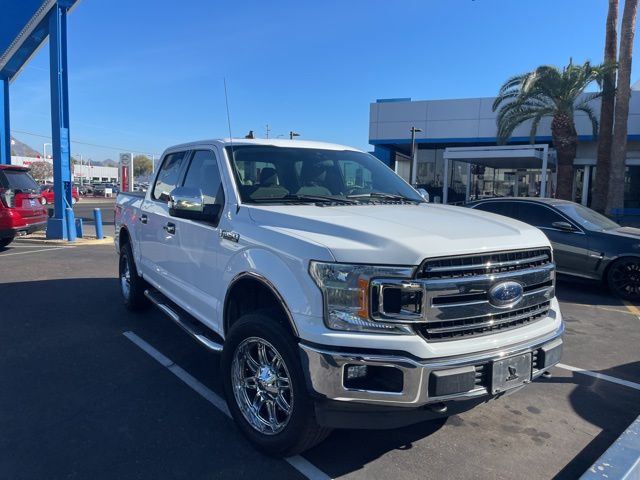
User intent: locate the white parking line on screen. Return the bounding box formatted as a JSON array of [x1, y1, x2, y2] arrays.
[[122, 331, 332, 480], [555, 363, 640, 391], [0, 247, 69, 257]]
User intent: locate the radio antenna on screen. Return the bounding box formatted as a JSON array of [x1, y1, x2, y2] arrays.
[[224, 77, 234, 151], [224, 78, 240, 213]]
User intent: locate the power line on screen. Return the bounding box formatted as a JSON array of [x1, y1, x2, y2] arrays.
[[11, 129, 161, 157]]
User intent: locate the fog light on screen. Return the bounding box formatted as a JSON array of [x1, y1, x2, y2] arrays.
[[346, 364, 368, 380]]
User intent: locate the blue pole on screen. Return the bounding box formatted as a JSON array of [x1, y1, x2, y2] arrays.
[[0, 77, 10, 165], [65, 207, 76, 241], [45, 3, 73, 239], [93, 208, 103, 239]]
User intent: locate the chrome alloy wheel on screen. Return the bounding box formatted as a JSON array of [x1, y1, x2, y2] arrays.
[[120, 255, 131, 300], [231, 337, 293, 435]]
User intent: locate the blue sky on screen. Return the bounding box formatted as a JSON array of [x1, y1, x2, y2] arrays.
[[8, 0, 640, 161]]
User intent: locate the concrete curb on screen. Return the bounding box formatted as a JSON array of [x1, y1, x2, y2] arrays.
[[581, 414, 640, 479], [16, 235, 113, 246]]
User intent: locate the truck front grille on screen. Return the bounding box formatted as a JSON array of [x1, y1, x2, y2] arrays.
[[417, 301, 551, 341], [418, 248, 552, 280]]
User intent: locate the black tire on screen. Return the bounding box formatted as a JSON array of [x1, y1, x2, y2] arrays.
[[0, 237, 13, 248], [222, 315, 331, 456], [119, 241, 149, 311], [606, 257, 640, 301]]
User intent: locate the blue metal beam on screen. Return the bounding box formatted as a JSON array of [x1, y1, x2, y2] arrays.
[[0, 76, 9, 165], [46, 1, 73, 239]]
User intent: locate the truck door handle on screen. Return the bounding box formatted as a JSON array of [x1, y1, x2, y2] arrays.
[[163, 222, 176, 235], [140, 214, 148, 224]]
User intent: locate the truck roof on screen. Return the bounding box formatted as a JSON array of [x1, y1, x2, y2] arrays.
[[165, 138, 362, 153]]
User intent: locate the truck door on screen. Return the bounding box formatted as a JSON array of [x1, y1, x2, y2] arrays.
[[138, 151, 189, 292], [166, 149, 226, 333]]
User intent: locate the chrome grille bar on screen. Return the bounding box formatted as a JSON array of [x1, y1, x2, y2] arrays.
[[424, 253, 550, 273]]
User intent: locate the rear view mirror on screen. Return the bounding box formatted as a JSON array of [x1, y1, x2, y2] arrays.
[[551, 221, 576, 232], [169, 187, 220, 221]]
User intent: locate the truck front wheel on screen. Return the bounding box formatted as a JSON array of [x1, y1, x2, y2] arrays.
[[222, 315, 331, 456]]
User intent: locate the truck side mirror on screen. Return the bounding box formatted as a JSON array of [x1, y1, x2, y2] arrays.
[[169, 186, 220, 222], [416, 188, 430, 202]]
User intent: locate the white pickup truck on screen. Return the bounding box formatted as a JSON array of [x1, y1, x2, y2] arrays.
[[115, 139, 563, 456]]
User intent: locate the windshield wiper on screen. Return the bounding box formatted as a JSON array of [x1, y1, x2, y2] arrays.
[[249, 194, 358, 204], [346, 192, 421, 203]]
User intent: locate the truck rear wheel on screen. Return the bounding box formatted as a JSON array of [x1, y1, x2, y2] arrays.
[[119, 242, 148, 311], [222, 314, 331, 456]]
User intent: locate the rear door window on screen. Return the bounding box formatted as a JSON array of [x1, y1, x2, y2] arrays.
[[0, 169, 39, 193], [152, 152, 187, 201], [512, 203, 565, 228], [473, 201, 515, 217]]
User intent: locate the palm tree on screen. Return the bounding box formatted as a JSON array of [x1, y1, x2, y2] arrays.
[[592, 0, 619, 213], [493, 60, 611, 200], [606, 0, 639, 214]]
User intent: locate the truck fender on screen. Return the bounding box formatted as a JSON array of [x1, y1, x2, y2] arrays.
[[221, 247, 324, 336]]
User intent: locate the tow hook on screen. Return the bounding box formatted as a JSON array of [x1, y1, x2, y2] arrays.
[[542, 371, 552, 379], [427, 402, 448, 414]]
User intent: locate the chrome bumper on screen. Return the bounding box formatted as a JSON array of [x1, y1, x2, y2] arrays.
[[300, 323, 564, 408]]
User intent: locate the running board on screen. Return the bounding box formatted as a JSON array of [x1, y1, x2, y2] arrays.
[[144, 289, 223, 352]]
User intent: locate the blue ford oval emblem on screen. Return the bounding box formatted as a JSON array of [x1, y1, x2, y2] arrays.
[[489, 281, 524, 307]]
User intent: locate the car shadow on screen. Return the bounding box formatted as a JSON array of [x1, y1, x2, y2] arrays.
[[303, 417, 447, 476], [555, 275, 624, 307], [542, 363, 640, 480]]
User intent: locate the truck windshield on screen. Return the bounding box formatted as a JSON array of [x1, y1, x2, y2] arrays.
[[555, 203, 620, 231], [226, 146, 423, 204]]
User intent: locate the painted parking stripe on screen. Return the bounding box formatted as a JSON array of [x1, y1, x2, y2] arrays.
[[123, 331, 332, 480], [559, 301, 639, 317], [0, 247, 69, 257], [622, 301, 640, 317], [556, 363, 640, 391]]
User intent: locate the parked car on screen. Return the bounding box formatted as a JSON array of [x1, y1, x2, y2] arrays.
[[93, 183, 119, 196], [39, 184, 80, 205], [0, 165, 48, 247], [467, 197, 640, 301], [115, 139, 563, 456]]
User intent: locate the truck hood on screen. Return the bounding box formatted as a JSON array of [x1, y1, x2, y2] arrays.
[[247, 203, 550, 265]]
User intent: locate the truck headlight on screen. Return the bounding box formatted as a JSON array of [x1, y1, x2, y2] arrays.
[[309, 261, 415, 334]]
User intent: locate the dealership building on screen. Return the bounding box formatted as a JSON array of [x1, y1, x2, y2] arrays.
[[369, 92, 640, 208]]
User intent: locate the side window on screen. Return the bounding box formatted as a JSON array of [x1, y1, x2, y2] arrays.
[[512, 203, 564, 228], [182, 150, 223, 205], [474, 202, 514, 217], [152, 151, 187, 201]]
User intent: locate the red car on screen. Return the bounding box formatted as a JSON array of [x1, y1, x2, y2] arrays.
[[0, 165, 48, 248], [39, 184, 80, 205]]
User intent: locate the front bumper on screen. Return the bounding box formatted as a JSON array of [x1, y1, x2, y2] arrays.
[[300, 322, 564, 410]]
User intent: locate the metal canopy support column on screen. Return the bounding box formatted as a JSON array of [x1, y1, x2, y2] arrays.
[[442, 156, 449, 204], [46, 1, 74, 239], [0, 77, 10, 165], [540, 144, 548, 198], [465, 161, 472, 202]]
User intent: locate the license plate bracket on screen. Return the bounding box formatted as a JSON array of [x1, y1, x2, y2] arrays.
[[491, 352, 532, 394]]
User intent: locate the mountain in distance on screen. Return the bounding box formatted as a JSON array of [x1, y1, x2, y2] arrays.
[[10, 137, 41, 157]]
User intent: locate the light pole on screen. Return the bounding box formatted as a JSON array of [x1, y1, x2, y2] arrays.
[[289, 131, 300, 140], [43, 142, 52, 160], [409, 127, 422, 186]]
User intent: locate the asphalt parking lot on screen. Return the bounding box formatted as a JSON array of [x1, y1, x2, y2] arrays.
[[1, 239, 638, 479]]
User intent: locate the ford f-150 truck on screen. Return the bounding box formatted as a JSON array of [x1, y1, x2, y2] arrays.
[[115, 139, 563, 456]]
